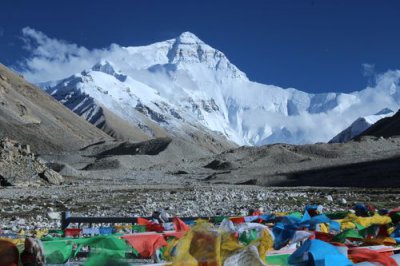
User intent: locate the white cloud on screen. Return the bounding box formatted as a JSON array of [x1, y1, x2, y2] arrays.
[[362, 63, 377, 86], [18, 27, 128, 83], [362, 63, 375, 77]]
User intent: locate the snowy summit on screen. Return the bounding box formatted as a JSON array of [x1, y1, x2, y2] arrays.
[[42, 32, 400, 146]]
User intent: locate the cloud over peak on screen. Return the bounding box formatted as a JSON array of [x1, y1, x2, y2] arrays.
[[18, 27, 123, 83]]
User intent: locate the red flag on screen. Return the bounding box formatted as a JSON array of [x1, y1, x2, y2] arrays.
[[230, 217, 245, 224], [122, 234, 168, 257], [349, 249, 397, 266], [137, 217, 150, 225], [173, 217, 190, 232]]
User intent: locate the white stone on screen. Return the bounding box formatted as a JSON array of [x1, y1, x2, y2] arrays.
[[48, 211, 61, 220]]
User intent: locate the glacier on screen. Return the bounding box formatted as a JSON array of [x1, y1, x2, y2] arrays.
[[38, 32, 400, 146]]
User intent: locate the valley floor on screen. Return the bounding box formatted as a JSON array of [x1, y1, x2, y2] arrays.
[[2, 136, 400, 229], [1, 177, 399, 228]]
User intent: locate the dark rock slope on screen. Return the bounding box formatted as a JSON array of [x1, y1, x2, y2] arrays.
[[355, 109, 400, 139]]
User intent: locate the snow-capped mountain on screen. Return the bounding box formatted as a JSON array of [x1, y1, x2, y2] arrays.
[[329, 108, 395, 143], [356, 109, 400, 139], [42, 32, 400, 146]]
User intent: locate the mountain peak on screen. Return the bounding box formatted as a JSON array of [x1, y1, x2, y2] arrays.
[[90, 60, 127, 82], [92, 60, 117, 75], [176, 32, 204, 44], [375, 107, 394, 115], [163, 32, 247, 80]]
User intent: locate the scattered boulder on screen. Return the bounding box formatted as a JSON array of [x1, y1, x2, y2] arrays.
[[0, 138, 64, 186]]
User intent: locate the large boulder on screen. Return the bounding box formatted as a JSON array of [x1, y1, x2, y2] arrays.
[[39, 169, 64, 185]]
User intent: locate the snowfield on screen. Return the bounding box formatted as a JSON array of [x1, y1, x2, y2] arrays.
[[38, 32, 400, 145]]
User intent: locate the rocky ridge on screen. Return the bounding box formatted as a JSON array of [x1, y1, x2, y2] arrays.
[[356, 109, 400, 139], [329, 108, 395, 143], [0, 63, 111, 154]]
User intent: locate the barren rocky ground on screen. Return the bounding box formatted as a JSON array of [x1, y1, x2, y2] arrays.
[[1, 135, 400, 229], [2, 179, 400, 229]]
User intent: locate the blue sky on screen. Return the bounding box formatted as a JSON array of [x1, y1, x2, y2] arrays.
[[0, 0, 399, 93]]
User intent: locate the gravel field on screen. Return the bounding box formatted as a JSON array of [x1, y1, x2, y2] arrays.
[[1, 177, 400, 229], [2, 136, 400, 229]]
